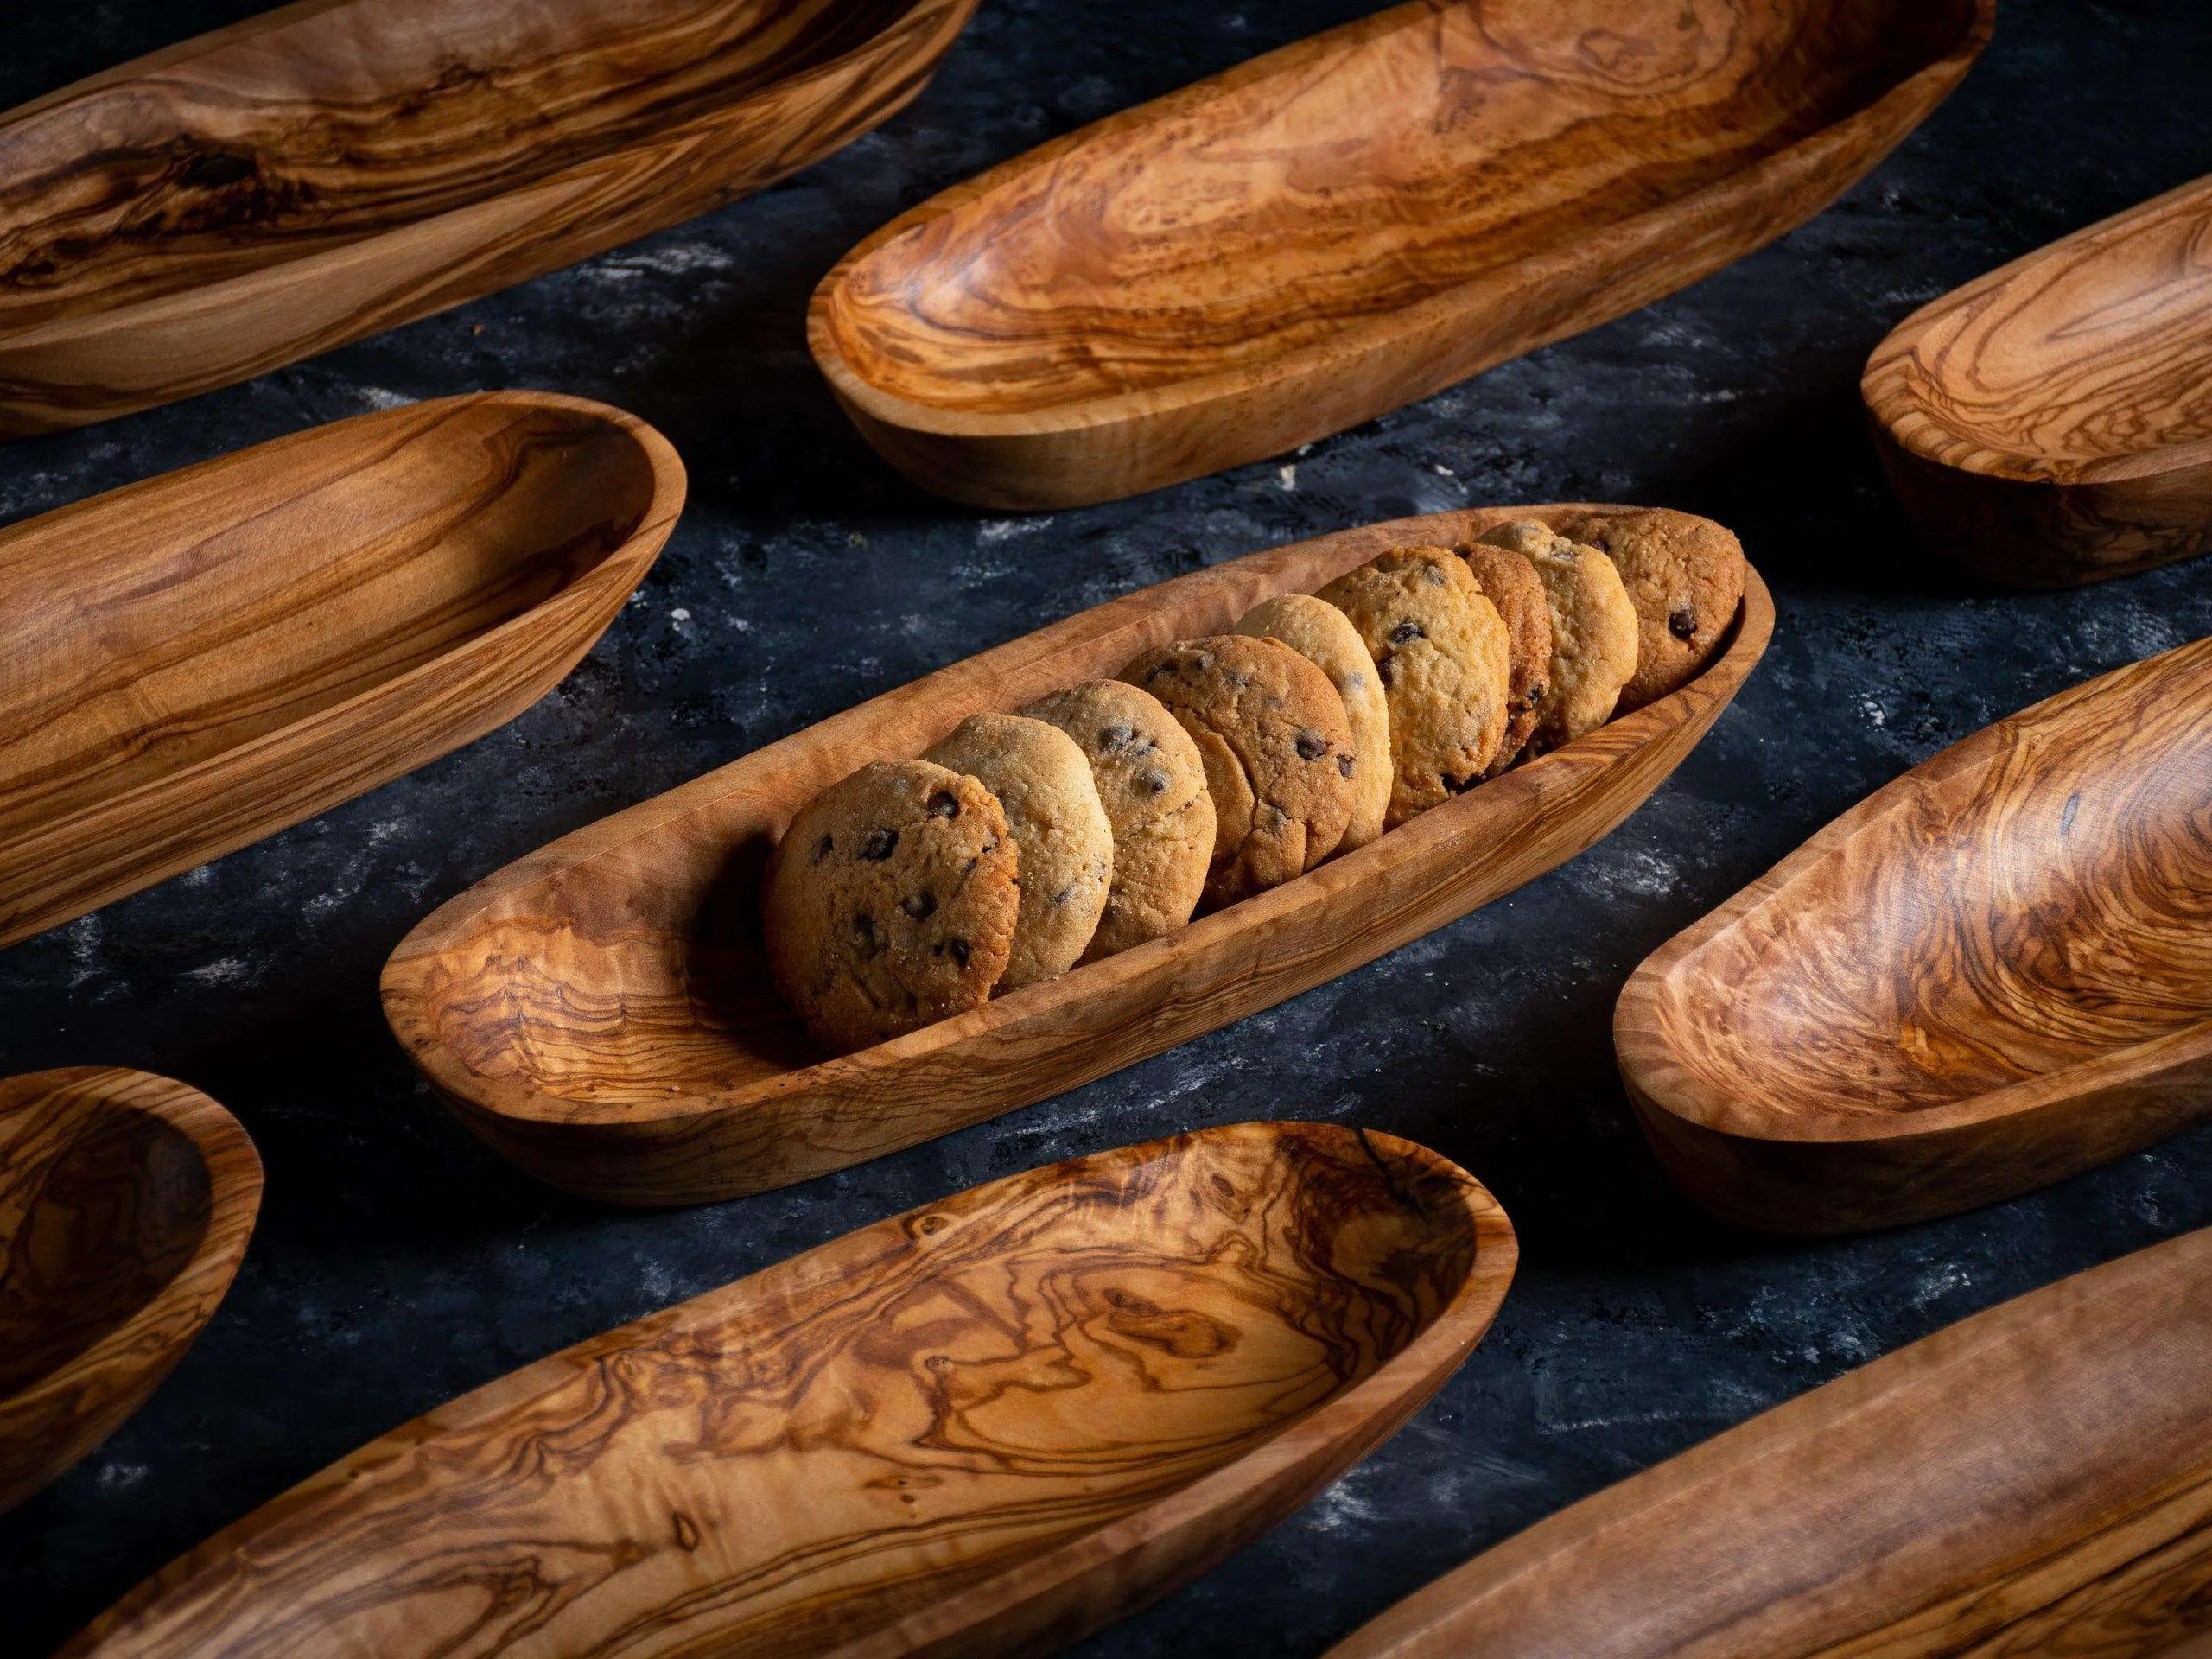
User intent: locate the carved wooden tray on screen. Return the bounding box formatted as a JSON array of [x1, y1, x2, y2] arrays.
[[1866, 172, 2212, 588], [809, 0, 1993, 509], [0, 0, 979, 436], [1326, 1222, 2212, 1658], [65, 1122, 1516, 1658], [0, 391, 682, 950], [0, 1068, 261, 1516], [385, 505, 1771, 1206], [1618, 635, 2212, 1234]]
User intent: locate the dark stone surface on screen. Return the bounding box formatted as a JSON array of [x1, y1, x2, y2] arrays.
[[4, 1, 2210, 1651]]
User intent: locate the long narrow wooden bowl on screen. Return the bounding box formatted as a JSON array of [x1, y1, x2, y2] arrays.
[[0, 0, 979, 437], [0, 1068, 262, 1516], [384, 505, 1772, 1206], [0, 390, 683, 951], [1865, 173, 2212, 588], [66, 1121, 1515, 1658], [808, 0, 1993, 510], [1326, 1221, 2212, 1658], [1618, 635, 2212, 1235]]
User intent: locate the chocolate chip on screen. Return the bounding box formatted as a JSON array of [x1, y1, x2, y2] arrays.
[[1052, 884, 1078, 907], [1338, 753, 1356, 778], [1389, 621, 1425, 645], [1144, 662, 1173, 683], [1295, 730, 1327, 760], [1422, 563, 1446, 584], [1377, 658, 1395, 687], [1138, 766, 1170, 795], [901, 891, 937, 920], [926, 791, 959, 818], [852, 913, 880, 955], [858, 829, 899, 861], [945, 938, 971, 968], [810, 833, 834, 863], [1099, 723, 1135, 751], [1669, 606, 1699, 640]]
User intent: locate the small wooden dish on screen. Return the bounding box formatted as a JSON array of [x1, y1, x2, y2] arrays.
[[1865, 174, 2212, 588], [66, 1122, 1515, 1659], [809, 0, 1993, 510], [1618, 635, 2212, 1235], [1325, 1220, 2212, 1659], [0, 0, 979, 436], [385, 505, 1772, 1206], [0, 1068, 261, 1516], [0, 391, 683, 950]]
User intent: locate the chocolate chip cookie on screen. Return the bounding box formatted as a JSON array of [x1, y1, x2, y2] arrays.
[[763, 760, 1019, 1055], [924, 712, 1112, 990], [1318, 547, 1510, 825], [1458, 543, 1554, 775], [1232, 592, 1390, 850], [1478, 519, 1638, 753], [1022, 680, 1214, 960], [1551, 507, 1745, 710], [1116, 634, 1356, 906]]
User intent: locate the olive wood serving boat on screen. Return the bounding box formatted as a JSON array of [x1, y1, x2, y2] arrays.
[[1, 1068, 262, 1516], [1866, 172, 2212, 588], [1618, 634, 2212, 1235], [0, 391, 683, 951], [1325, 1220, 2212, 1659], [0, 0, 980, 436], [809, 0, 1994, 510], [66, 1122, 1516, 1659], [385, 505, 1772, 1206]]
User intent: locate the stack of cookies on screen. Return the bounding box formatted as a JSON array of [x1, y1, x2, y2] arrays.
[[765, 507, 1745, 1055]]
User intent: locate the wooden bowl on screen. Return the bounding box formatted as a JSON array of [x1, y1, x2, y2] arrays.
[[66, 1121, 1515, 1658], [809, 0, 1993, 510], [384, 505, 1773, 1206], [1617, 635, 2212, 1235], [0, 391, 683, 951], [1325, 1221, 2212, 1659], [0, 1068, 261, 1516], [0, 0, 980, 437], [1865, 174, 2212, 588]]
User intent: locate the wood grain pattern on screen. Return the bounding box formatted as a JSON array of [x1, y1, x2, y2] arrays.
[[1866, 173, 2212, 587], [809, 0, 1992, 510], [1326, 1221, 2212, 1659], [0, 390, 682, 950], [0, 1068, 261, 1516], [65, 1122, 1516, 1659], [0, 0, 978, 436], [382, 505, 1770, 1207], [1617, 635, 2212, 1234]]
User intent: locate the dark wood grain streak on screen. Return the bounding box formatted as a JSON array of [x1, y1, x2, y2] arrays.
[[1617, 635, 2212, 1234], [1327, 1223, 2212, 1659], [0, 1068, 261, 1516], [0, 390, 683, 950], [382, 505, 1770, 1207], [809, 0, 1992, 509], [0, 0, 979, 436], [1866, 172, 2212, 587], [64, 1122, 1515, 1659]]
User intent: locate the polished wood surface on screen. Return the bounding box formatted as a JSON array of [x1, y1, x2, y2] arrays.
[[385, 505, 1770, 1206], [0, 391, 682, 950], [0, 0, 978, 436], [810, 0, 1993, 510], [1618, 635, 2212, 1234], [1327, 1222, 2212, 1659], [67, 1122, 1516, 1659], [0, 1068, 261, 1516], [1866, 173, 2212, 587]]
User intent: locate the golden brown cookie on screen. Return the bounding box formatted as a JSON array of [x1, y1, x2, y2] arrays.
[[1458, 544, 1554, 775], [1552, 508, 1746, 710], [1116, 634, 1356, 906], [1232, 592, 1390, 850], [1478, 519, 1638, 753], [924, 713, 1112, 990], [1021, 680, 1213, 960], [1317, 547, 1510, 826], [763, 760, 1019, 1055]]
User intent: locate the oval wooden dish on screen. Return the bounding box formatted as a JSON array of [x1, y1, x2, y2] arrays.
[[385, 505, 1772, 1206], [1, 1068, 261, 1517], [1618, 634, 2212, 1236], [0, 391, 682, 951], [1327, 1221, 2212, 1658], [66, 1122, 1516, 1658], [0, 0, 979, 437], [1865, 173, 2212, 588], [809, 0, 1993, 510]]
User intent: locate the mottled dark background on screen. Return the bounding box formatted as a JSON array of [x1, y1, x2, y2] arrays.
[[5, 2, 2210, 1652]]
